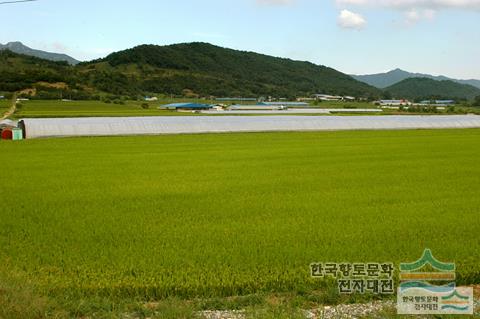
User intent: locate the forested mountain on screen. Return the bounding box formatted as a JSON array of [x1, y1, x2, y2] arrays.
[[384, 78, 480, 101], [0, 42, 381, 99], [93, 42, 381, 98], [4, 43, 478, 101], [0, 50, 76, 91]]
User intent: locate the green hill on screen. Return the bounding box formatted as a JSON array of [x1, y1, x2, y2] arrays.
[[0, 43, 382, 99], [93, 42, 381, 98], [0, 50, 94, 100], [384, 77, 480, 101], [0, 50, 74, 91]]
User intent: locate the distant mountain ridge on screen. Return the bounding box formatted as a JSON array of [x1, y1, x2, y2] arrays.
[[0, 42, 381, 98], [352, 68, 480, 89], [384, 77, 480, 101], [0, 41, 80, 65]]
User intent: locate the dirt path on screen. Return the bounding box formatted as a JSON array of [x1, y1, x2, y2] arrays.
[[199, 297, 480, 319], [1, 94, 17, 121]]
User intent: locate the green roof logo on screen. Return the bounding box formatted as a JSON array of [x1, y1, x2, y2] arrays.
[[442, 289, 470, 301], [398, 249, 473, 315], [400, 249, 455, 272], [441, 289, 471, 312]]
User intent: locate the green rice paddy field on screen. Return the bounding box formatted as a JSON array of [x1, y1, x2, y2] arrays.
[[12, 100, 379, 119], [13, 100, 480, 120], [14, 100, 196, 118], [1, 129, 480, 316]]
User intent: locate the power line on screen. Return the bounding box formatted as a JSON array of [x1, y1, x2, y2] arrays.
[[0, 0, 38, 4]]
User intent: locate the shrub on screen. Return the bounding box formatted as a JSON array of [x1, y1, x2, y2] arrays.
[[473, 96, 480, 107]]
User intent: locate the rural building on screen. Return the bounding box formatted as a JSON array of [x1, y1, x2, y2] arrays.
[[314, 94, 344, 101], [1, 127, 23, 140], [0, 119, 16, 129], [212, 105, 226, 111], [314, 94, 356, 101], [162, 103, 213, 111], [420, 100, 455, 106], [0, 119, 17, 140], [259, 102, 309, 107], [144, 96, 158, 101], [379, 99, 412, 106], [436, 100, 455, 105], [18, 115, 480, 139], [229, 104, 288, 111], [296, 97, 315, 102]]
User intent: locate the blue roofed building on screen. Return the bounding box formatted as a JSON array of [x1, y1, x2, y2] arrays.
[[161, 103, 213, 111], [420, 100, 455, 106], [258, 101, 309, 107]]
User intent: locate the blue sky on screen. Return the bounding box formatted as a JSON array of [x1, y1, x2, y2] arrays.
[[0, 0, 479, 79]]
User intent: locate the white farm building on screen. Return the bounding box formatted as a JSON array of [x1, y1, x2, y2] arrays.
[[378, 99, 412, 106], [18, 115, 480, 139]]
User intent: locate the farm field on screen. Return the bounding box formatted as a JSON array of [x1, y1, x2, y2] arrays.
[[13, 100, 385, 119], [11, 99, 480, 120], [1, 129, 480, 317], [0, 99, 11, 116], [13, 100, 199, 118], [308, 101, 377, 109], [13, 100, 293, 118]]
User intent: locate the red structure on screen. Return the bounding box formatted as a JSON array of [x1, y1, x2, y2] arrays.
[[1, 128, 13, 140]]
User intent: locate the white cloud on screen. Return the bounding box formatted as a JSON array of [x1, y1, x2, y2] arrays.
[[338, 9, 367, 29], [335, 0, 478, 25], [405, 8, 421, 23], [405, 8, 436, 24], [423, 8, 437, 18], [335, 0, 480, 11]]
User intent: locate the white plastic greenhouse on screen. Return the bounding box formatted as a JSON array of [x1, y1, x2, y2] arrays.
[[19, 115, 480, 139]]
